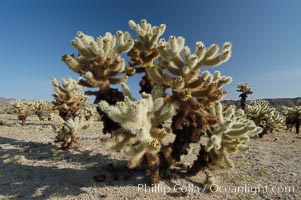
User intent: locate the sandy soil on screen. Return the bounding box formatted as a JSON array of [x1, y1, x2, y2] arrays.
[[0, 114, 300, 200]]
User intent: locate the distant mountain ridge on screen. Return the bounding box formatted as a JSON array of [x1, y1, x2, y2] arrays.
[[0, 97, 17, 105], [223, 97, 301, 108]]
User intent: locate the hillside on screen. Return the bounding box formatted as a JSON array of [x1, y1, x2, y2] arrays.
[[0, 97, 16, 105], [223, 97, 301, 108]]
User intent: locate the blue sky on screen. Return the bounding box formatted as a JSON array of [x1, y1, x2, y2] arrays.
[[0, 0, 300, 101]]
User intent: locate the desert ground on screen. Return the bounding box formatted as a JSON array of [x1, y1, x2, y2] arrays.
[[0, 114, 300, 200]]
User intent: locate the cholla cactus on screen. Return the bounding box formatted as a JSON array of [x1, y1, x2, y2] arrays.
[[52, 77, 89, 120], [51, 77, 91, 149], [280, 105, 301, 134], [146, 35, 232, 105], [76, 104, 96, 120], [62, 31, 135, 91], [11, 100, 33, 125], [193, 103, 261, 170], [156, 36, 231, 81], [237, 83, 253, 110], [62, 19, 245, 185], [99, 83, 176, 184], [52, 116, 91, 149], [62, 31, 136, 134], [127, 19, 167, 94], [0, 103, 13, 114], [32, 100, 53, 121], [138, 22, 232, 166], [128, 19, 166, 67], [245, 100, 285, 137]]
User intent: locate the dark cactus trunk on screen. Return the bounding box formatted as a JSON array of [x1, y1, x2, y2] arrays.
[[258, 126, 268, 138], [139, 75, 155, 94], [239, 94, 248, 110], [92, 88, 124, 134], [296, 120, 300, 134], [145, 152, 160, 185], [18, 115, 27, 126], [187, 146, 217, 176]]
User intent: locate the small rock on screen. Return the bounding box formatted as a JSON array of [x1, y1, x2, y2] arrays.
[[289, 172, 297, 176], [274, 137, 279, 141]]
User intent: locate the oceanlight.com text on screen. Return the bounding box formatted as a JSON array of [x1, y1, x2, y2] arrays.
[[136, 183, 295, 196]]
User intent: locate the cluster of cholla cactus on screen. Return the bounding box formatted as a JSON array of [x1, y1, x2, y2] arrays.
[[280, 105, 301, 134], [245, 100, 285, 138], [32, 100, 53, 121], [0, 103, 13, 114], [60, 19, 263, 185], [11, 100, 33, 125], [237, 83, 253, 110], [51, 77, 92, 149]]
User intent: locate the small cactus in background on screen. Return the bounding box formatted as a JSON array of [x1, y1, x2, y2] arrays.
[[237, 83, 253, 110], [51, 77, 89, 120], [0, 103, 13, 115], [51, 77, 91, 149], [76, 104, 96, 120], [52, 115, 91, 149], [11, 100, 33, 125], [280, 105, 301, 134], [32, 100, 53, 121], [245, 100, 285, 137]]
